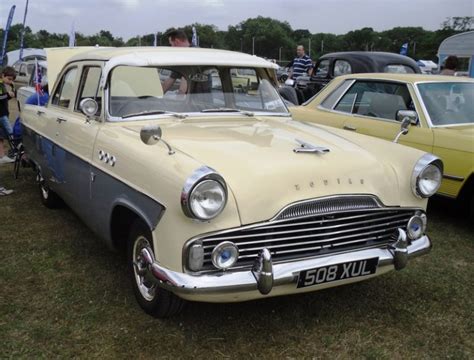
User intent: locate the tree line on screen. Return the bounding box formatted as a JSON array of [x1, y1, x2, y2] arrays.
[[1, 16, 472, 64]]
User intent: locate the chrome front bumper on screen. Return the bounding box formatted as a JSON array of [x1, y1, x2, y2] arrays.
[[141, 229, 431, 302]]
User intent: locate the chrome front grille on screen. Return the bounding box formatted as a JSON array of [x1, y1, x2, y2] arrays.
[[275, 196, 380, 220], [186, 196, 418, 272]]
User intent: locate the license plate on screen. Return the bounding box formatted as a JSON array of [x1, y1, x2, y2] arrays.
[[297, 258, 379, 288]]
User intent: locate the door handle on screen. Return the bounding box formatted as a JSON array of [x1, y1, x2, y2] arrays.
[[37, 110, 45, 116], [343, 124, 357, 131], [56, 117, 67, 123]]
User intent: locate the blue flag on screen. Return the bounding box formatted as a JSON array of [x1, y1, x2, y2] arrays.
[[192, 27, 198, 47], [1, 5, 16, 66], [19, 0, 30, 61], [400, 43, 408, 56]]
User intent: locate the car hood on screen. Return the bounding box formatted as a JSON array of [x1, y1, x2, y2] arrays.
[[131, 116, 408, 225]]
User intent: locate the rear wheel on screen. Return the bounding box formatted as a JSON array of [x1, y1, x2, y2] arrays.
[[127, 220, 185, 318]]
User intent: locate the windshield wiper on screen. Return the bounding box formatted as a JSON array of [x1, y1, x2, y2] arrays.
[[201, 108, 254, 117], [122, 110, 188, 119]]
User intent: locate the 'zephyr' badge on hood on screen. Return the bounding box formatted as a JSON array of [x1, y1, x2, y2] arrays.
[[293, 139, 330, 154]]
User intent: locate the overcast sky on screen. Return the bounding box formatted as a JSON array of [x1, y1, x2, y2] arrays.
[[1, 0, 473, 40]]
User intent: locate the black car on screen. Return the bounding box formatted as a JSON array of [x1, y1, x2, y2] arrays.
[[292, 52, 421, 103]]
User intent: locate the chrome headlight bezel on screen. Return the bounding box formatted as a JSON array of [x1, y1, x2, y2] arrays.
[[411, 154, 443, 199], [181, 166, 228, 221]]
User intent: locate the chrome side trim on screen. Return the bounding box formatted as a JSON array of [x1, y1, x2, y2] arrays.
[[443, 174, 464, 182]]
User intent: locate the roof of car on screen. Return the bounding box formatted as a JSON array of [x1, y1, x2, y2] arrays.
[[336, 72, 474, 83], [66, 47, 277, 68], [321, 51, 414, 60]]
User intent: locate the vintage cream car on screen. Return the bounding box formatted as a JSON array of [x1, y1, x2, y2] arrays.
[[290, 73, 474, 218], [22, 48, 442, 318]]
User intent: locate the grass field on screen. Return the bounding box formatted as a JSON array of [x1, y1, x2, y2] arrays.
[[0, 99, 473, 358], [1, 163, 473, 359]]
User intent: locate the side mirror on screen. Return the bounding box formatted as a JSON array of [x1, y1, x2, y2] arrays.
[[19, 72, 26, 77], [79, 98, 99, 118], [140, 124, 175, 155], [393, 110, 417, 143], [396, 109, 418, 125], [284, 79, 295, 87], [140, 124, 162, 145]]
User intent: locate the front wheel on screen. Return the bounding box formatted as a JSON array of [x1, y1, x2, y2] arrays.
[[127, 220, 185, 318]]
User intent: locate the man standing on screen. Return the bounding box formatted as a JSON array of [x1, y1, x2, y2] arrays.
[[288, 45, 313, 80]]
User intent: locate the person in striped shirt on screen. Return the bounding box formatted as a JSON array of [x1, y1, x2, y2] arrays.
[[288, 45, 313, 79]]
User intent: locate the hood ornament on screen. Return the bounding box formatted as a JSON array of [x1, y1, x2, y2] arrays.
[[293, 139, 330, 154]]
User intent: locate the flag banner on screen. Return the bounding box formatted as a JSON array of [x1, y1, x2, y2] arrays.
[[400, 43, 408, 56], [69, 22, 76, 47], [1, 5, 16, 66], [34, 58, 43, 106], [192, 27, 198, 47], [19, 0, 30, 61]]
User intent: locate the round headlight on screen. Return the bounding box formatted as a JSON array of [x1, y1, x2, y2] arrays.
[[211, 241, 239, 269], [407, 214, 426, 240], [417, 164, 442, 198], [189, 180, 226, 220]]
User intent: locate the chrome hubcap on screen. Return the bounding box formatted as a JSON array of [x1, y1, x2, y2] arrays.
[[132, 236, 157, 301]]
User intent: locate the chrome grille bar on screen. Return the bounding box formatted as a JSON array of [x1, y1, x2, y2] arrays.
[[185, 195, 419, 272]]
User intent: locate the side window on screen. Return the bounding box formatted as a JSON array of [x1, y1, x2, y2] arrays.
[[27, 64, 35, 76], [19, 64, 27, 76], [51, 67, 78, 108], [335, 81, 414, 121], [76, 66, 102, 114], [314, 60, 330, 78], [333, 60, 352, 77], [320, 80, 354, 109]]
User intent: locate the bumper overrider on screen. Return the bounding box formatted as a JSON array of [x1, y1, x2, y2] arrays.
[[139, 228, 431, 302]]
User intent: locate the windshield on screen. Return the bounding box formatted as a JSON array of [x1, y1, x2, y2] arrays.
[[108, 65, 287, 119], [417, 82, 474, 126]]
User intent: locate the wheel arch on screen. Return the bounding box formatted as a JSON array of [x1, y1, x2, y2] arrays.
[[458, 172, 474, 202], [109, 199, 160, 253]]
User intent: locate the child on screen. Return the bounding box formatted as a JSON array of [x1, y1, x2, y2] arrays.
[[0, 66, 16, 163]]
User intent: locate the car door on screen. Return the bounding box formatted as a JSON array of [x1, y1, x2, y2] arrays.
[[335, 79, 434, 153], [46, 63, 102, 212]]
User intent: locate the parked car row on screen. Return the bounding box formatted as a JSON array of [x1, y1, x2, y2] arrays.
[[18, 47, 469, 318], [290, 73, 474, 217]]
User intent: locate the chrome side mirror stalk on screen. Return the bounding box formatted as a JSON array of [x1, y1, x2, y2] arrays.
[[140, 124, 175, 155]]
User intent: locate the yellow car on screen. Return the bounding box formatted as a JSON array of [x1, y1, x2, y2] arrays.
[[291, 73, 474, 217]]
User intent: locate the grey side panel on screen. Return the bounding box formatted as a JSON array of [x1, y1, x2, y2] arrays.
[[89, 167, 165, 245], [23, 125, 165, 247]]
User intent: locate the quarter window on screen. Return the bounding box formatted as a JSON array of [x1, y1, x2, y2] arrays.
[[52, 67, 78, 108], [334, 81, 414, 121]]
